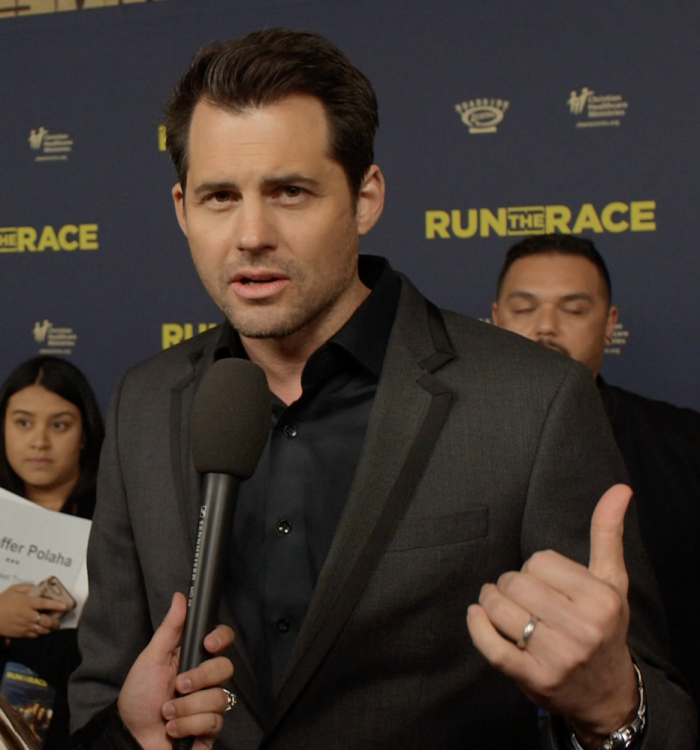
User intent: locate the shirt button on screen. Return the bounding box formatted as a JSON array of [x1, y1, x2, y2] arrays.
[[283, 424, 298, 438], [277, 519, 292, 535], [276, 619, 290, 633]]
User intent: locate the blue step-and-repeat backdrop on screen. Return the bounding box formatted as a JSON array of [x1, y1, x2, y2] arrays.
[[1, 0, 698, 414]]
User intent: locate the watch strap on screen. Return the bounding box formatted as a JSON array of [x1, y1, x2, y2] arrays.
[[569, 662, 646, 750]]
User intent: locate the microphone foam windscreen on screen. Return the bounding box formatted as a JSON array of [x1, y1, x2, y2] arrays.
[[190, 359, 271, 478]]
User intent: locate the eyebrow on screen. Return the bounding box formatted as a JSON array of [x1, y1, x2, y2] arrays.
[[262, 174, 322, 190], [506, 291, 594, 303], [192, 181, 237, 197], [192, 174, 323, 197], [10, 409, 76, 418]]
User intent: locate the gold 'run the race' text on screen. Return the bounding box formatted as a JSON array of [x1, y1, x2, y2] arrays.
[[425, 201, 656, 239], [0, 224, 99, 252]]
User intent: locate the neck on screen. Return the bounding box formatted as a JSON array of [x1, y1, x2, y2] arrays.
[[241, 281, 370, 405], [25, 477, 78, 512]]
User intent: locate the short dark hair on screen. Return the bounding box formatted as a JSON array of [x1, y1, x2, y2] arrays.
[[496, 234, 613, 303], [164, 28, 379, 196], [0, 356, 104, 519]]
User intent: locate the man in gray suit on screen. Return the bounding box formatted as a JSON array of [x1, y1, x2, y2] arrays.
[[70, 29, 696, 749]]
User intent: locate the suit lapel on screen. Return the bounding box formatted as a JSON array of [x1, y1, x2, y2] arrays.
[[170, 367, 201, 551], [169, 340, 269, 725], [268, 284, 456, 733]]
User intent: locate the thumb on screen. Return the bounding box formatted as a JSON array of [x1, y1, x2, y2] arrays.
[[588, 483, 632, 590], [143, 592, 187, 663]]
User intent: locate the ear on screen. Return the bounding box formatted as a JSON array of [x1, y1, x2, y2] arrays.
[[605, 304, 619, 345], [356, 165, 385, 236], [491, 302, 500, 326], [172, 183, 188, 237]]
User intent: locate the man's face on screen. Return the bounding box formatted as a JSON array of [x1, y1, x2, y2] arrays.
[[172, 95, 384, 345], [492, 253, 618, 376]]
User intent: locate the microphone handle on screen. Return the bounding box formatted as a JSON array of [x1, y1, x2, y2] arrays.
[[173, 472, 239, 750]]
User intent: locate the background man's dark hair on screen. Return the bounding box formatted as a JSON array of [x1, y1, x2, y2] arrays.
[[496, 233, 613, 303], [164, 28, 379, 196]]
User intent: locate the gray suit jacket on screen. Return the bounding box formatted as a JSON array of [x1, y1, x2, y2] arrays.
[[70, 272, 696, 748]]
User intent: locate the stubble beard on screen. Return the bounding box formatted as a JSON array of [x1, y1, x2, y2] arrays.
[[209, 256, 360, 341]]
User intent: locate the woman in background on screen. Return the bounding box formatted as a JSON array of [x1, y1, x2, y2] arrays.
[[0, 357, 104, 749]]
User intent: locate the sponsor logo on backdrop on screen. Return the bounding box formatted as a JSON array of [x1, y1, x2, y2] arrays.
[[567, 86, 629, 128], [32, 320, 78, 356], [455, 99, 510, 134], [0, 224, 99, 253], [162, 323, 218, 350], [158, 125, 167, 152], [425, 200, 656, 239], [605, 322, 629, 356], [0, 0, 176, 21], [28, 127, 73, 162]]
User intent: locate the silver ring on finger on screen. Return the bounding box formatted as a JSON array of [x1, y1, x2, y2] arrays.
[[222, 688, 237, 713], [35, 612, 42, 626], [516, 616, 538, 649]]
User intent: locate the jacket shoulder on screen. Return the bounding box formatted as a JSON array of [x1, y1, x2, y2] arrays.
[[439, 305, 584, 385], [123, 325, 220, 383], [110, 326, 221, 411], [395, 270, 581, 382]]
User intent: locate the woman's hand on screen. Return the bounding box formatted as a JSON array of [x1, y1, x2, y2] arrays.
[[0, 583, 68, 639]]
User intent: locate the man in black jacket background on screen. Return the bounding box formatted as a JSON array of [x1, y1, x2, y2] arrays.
[[493, 233, 700, 740]]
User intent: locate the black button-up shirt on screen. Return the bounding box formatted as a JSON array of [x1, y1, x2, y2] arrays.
[[215, 255, 400, 704]]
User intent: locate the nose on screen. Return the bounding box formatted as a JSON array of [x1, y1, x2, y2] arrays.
[[234, 197, 276, 254], [29, 426, 50, 450], [534, 305, 560, 339]]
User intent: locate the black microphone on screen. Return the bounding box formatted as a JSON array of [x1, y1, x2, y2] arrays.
[[173, 359, 270, 750]]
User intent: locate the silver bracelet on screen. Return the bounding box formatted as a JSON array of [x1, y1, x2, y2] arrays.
[[569, 662, 646, 750]]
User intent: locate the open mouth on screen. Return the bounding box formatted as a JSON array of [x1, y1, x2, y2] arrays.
[[233, 270, 287, 284], [240, 277, 278, 285], [232, 272, 290, 299]]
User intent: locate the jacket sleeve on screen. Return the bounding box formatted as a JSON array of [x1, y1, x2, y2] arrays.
[[521, 361, 697, 748], [68, 372, 155, 732]]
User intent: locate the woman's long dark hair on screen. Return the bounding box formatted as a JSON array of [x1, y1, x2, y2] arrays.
[[0, 695, 38, 750], [0, 356, 104, 519]]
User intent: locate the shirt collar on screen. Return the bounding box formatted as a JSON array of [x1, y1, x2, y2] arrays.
[[213, 254, 399, 377]]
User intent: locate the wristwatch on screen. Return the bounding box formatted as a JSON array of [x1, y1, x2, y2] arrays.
[[569, 662, 646, 750]]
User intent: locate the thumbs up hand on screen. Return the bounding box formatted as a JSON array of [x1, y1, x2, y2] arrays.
[[588, 483, 632, 591], [467, 485, 639, 748]]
